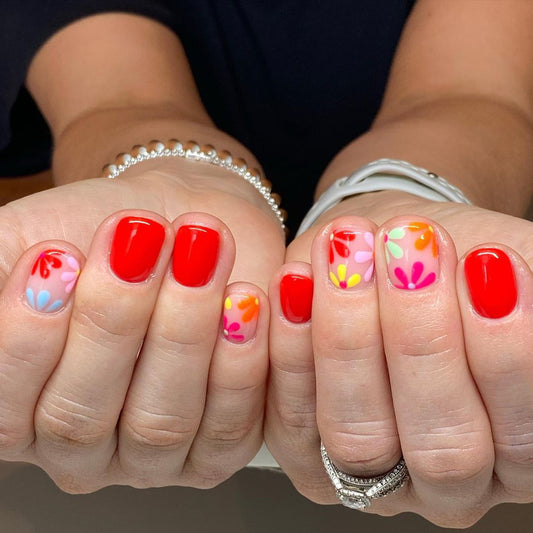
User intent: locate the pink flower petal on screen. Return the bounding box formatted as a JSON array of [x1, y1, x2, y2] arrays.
[[67, 256, 80, 270], [363, 263, 374, 282], [354, 250, 373, 263], [364, 232, 374, 249], [60, 272, 77, 282], [411, 261, 424, 284], [416, 272, 436, 289], [394, 267, 409, 288], [228, 321, 241, 333]]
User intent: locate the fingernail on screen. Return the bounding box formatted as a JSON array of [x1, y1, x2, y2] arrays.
[[25, 249, 81, 313], [110, 216, 166, 283], [464, 248, 517, 319], [222, 294, 259, 343], [329, 229, 374, 289], [280, 274, 313, 323], [384, 221, 439, 290], [173, 225, 220, 287]]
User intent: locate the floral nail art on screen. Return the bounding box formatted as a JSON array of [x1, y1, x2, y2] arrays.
[[222, 294, 259, 344], [25, 250, 80, 313], [384, 222, 439, 290], [328, 229, 374, 289]]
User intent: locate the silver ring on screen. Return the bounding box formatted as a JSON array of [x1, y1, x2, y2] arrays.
[[321, 442, 409, 509]]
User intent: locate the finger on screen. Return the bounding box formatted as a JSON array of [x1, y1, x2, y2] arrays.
[[34, 210, 171, 488], [183, 283, 269, 487], [117, 214, 235, 486], [0, 243, 83, 458], [311, 217, 402, 482], [376, 217, 494, 519], [264, 261, 333, 502], [458, 245, 533, 500]]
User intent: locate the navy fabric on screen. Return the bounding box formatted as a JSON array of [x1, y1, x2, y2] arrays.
[[0, 0, 415, 224]]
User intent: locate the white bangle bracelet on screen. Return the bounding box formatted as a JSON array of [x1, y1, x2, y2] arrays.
[[296, 158, 471, 236], [102, 139, 287, 231]]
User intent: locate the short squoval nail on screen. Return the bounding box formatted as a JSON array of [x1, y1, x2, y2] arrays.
[[222, 294, 259, 343], [280, 274, 313, 323], [328, 229, 374, 289], [384, 221, 439, 290], [25, 249, 81, 313], [110, 216, 166, 283], [173, 225, 220, 287], [464, 248, 517, 319]]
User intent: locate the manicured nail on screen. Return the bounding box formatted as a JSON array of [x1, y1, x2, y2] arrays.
[[25, 249, 81, 313], [222, 294, 259, 343], [173, 225, 220, 287], [329, 229, 374, 289], [110, 216, 166, 283], [464, 248, 517, 319], [280, 274, 313, 323], [384, 221, 439, 290]]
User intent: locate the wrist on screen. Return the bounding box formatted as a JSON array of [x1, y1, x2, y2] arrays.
[[315, 97, 533, 217], [312, 189, 443, 228], [51, 105, 260, 185]]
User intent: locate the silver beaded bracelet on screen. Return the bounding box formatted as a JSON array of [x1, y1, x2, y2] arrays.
[[102, 139, 287, 230], [297, 158, 471, 236]]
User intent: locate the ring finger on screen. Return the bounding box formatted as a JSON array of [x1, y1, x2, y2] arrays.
[[311, 217, 402, 484]]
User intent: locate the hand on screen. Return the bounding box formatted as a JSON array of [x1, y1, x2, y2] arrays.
[[0, 164, 285, 493], [264, 191, 533, 527]]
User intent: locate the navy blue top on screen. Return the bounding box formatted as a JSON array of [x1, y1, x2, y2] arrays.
[[0, 0, 415, 224]]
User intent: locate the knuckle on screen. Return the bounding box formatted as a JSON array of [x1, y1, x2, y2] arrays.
[[51, 472, 101, 495], [153, 322, 207, 358], [427, 509, 486, 529], [316, 331, 381, 363], [495, 435, 533, 467], [35, 396, 109, 448], [323, 424, 400, 472], [183, 461, 233, 489], [273, 402, 317, 434], [70, 301, 141, 343], [407, 444, 492, 485], [200, 413, 257, 448], [122, 408, 198, 450], [394, 330, 455, 359], [0, 423, 25, 454]]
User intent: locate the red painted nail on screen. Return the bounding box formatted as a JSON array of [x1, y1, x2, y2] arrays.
[[280, 274, 313, 323], [173, 225, 220, 287], [110, 216, 166, 283], [464, 248, 517, 319]]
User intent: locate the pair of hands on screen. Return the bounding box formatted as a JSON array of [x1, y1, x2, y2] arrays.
[[0, 166, 531, 527]]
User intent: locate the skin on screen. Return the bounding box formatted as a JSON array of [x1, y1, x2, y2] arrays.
[[0, 0, 531, 526]]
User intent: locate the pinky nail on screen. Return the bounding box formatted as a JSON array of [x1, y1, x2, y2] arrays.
[[25, 249, 81, 313], [222, 294, 259, 343], [464, 248, 517, 319]]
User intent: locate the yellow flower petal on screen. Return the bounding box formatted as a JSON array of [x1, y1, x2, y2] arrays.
[[337, 263, 347, 282], [224, 297, 232, 310], [347, 273, 362, 288], [329, 272, 340, 287]]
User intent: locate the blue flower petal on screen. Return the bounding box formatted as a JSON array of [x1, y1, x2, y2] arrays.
[[47, 300, 63, 312], [37, 290, 51, 311], [26, 288, 35, 308]]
